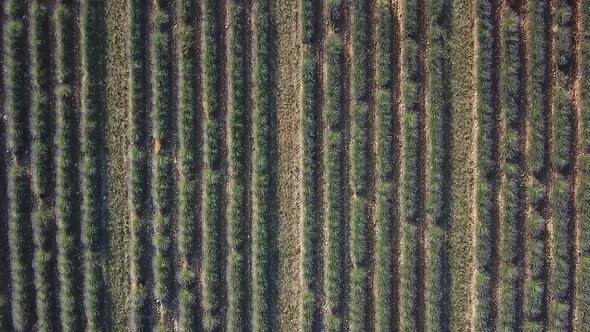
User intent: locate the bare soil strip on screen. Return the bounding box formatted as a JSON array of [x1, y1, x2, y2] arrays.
[[570, 1, 587, 329], [569, 0, 581, 329], [105, 0, 130, 331], [573, 0, 586, 327], [276, 0, 303, 329], [470, 0, 480, 329]]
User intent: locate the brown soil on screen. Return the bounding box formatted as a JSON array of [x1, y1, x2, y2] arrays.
[[276, 0, 303, 329], [448, 0, 475, 329], [572, 0, 584, 327], [105, 0, 130, 329]]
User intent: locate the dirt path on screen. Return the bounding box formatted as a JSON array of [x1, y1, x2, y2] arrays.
[[449, 0, 476, 330], [276, 0, 303, 329], [105, 0, 130, 329], [573, 0, 585, 327]]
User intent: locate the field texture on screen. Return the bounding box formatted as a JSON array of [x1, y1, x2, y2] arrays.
[[1, 0, 590, 331]]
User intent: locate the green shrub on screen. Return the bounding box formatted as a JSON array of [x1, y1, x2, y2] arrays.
[[400, 223, 419, 331], [228, 0, 252, 329], [526, 0, 548, 176], [374, 7, 397, 328], [549, 176, 573, 329], [425, 0, 452, 329], [524, 0, 548, 314], [576, 3, 590, 329], [473, 0, 500, 329], [0, 1, 11, 328], [301, 0, 323, 327], [30, 1, 60, 330], [55, 2, 86, 330], [253, 1, 280, 330], [498, 9, 524, 330], [151, 2, 177, 329], [80, 0, 108, 329], [177, 0, 201, 331], [203, 0, 228, 329], [324, 24, 347, 330], [128, 0, 154, 329], [5, 2, 37, 328]]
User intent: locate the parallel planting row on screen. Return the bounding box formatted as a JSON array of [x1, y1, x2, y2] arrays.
[[2, 0, 108, 330], [0, 0, 282, 330], [471, 0, 589, 330], [2, 0, 590, 331]]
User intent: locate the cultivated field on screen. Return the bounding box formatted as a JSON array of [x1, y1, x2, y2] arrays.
[[1, 0, 589, 331]]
